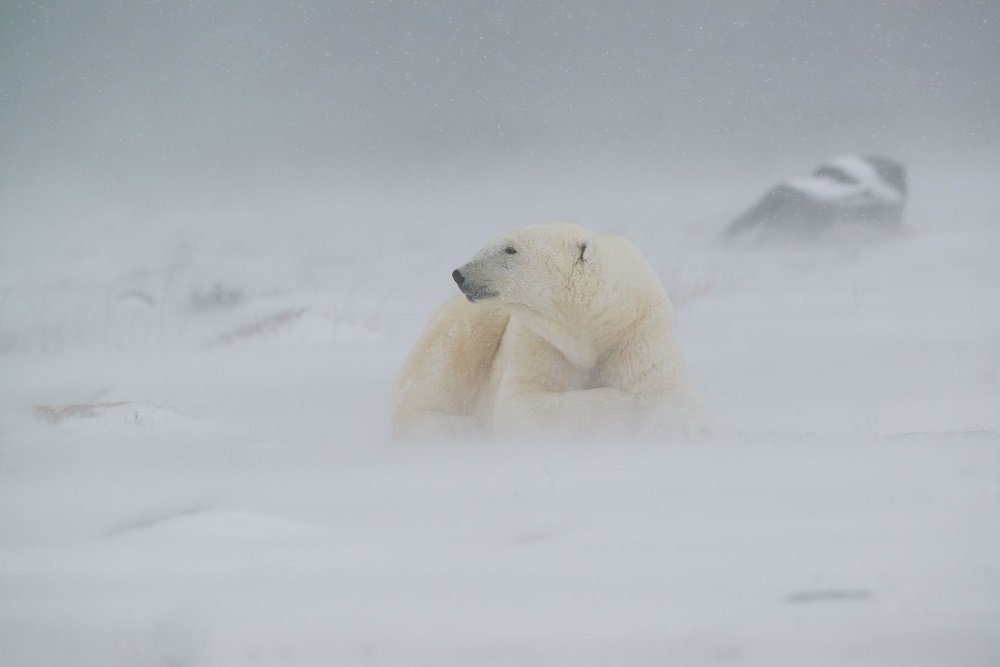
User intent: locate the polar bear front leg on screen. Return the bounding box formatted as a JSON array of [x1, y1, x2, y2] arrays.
[[490, 319, 707, 439], [599, 322, 710, 438], [489, 330, 650, 438]]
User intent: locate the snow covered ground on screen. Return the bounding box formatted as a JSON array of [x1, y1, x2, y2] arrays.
[[1, 162, 998, 665]]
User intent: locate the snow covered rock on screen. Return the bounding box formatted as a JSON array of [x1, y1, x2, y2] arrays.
[[726, 155, 907, 242]]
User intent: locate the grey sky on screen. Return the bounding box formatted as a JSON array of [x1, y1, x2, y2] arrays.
[[2, 1, 998, 194]]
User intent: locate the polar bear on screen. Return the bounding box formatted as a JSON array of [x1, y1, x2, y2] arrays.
[[392, 222, 704, 439]]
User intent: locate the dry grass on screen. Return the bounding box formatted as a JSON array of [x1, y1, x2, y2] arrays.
[[208, 307, 306, 346], [34, 402, 132, 425]]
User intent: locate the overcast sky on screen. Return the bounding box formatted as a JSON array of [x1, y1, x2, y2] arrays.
[[2, 1, 998, 198]]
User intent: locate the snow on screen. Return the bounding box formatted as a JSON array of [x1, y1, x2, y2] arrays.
[[785, 174, 864, 202], [825, 155, 905, 204], [785, 156, 903, 205], [1, 163, 998, 665], [4, 1, 998, 661]]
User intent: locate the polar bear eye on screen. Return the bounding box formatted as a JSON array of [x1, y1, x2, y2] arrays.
[[504, 246, 517, 255]]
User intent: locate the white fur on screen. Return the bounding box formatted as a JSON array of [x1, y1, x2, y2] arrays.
[[393, 223, 705, 439]]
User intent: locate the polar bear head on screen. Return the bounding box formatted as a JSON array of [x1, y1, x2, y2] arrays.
[[451, 222, 672, 368], [451, 222, 671, 363], [451, 222, 598, 310]]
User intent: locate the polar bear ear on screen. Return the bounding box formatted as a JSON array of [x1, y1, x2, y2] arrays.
[[577, 241, 593, 264]]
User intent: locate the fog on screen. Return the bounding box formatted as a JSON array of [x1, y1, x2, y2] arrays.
[[4, 2, 998, 199], [1, 2, 999, 665]]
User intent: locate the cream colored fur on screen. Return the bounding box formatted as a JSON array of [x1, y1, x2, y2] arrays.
[[393, 222, 704, 439]]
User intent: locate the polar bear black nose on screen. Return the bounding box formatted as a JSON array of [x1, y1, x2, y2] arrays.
[[452, 269, 465, 286]]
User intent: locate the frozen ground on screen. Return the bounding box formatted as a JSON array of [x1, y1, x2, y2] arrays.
[[1, 162, 998, 665]]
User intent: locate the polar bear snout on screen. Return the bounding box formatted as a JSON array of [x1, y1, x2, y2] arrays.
[[453, 265, 498, 303]]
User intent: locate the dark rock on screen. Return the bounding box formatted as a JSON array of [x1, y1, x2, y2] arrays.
[[726, 155, 907, 242]]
